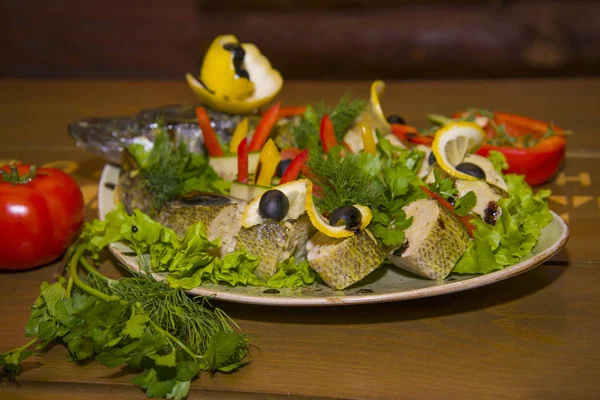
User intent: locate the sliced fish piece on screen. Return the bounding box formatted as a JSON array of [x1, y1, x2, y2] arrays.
[[387, 198, 469, 280], [154, 196, 246, 255], [306, 230, 387, 290], [235, 214, 314, 280], [414, 144, 435, 179], [117, 148, 246, 256], [455, 180, 502, 225], [462, 154, 508, 193]]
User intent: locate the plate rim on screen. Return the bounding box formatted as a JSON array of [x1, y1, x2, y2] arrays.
[[98, 163, 570, 306]]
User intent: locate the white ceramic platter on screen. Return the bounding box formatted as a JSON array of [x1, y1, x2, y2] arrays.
[[98, 164, 569, 306]]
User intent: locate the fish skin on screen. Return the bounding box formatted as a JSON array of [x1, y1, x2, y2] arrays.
[[117, 148, 246, 256], [306, 230, 388, 290], [235, 214, 314, 280], [69, 104, 258, 165], [387, 198, 469, 280]]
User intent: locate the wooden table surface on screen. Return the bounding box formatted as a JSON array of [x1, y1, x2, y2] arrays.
[[1, 79, 599, 399]]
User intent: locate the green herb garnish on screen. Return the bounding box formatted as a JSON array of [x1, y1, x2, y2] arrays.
[[130, 130, 230, 210], [1, 226, 250, 399], [307, 145, 425, 248], [292, 94, 367, 149], [453, 191, 477, 216]]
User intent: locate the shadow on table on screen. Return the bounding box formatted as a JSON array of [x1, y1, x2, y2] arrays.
[[220, 264, 568, 325]]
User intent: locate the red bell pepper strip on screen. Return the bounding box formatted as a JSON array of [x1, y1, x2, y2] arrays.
[[237, 138, 248, 184], [280, 149, 309, 184], [390, 124, 433, 146], [320, 114, 337, 153], [195, 107, 224, 157], [453, 110, 567, 186], [276, 106, 307, 119], [420, 185, 476, 236], [248, 101, 281, 152], [477, 136, 566, 186]]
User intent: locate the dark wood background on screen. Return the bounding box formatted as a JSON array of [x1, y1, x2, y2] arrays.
[[1, 0, 599, 80]]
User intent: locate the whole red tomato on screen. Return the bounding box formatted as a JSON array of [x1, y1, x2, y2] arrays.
[[0, 164, 85, 270]]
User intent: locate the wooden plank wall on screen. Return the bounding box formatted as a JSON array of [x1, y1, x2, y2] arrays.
[[1, 0, 598, 80]]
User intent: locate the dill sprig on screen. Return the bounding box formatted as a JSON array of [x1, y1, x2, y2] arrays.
[[142, 133, 187, 210], [107, 276, 245, 356], [134, 129, 230, 211], [308, 148, 387, 212]]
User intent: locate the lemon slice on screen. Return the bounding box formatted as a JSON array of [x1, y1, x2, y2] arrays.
[[431, 122, 485, 181], [186, 35, 283, 114], [242, 179, 308, 228], [343, 80, 408, 152], [369, 80, 390, 130], [305, 181, 372, 238]]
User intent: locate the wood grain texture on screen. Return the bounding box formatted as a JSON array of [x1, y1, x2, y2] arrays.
[[1, 78, 600, 150], [1, 79, 599, 399], [1, 264, 599, 399]]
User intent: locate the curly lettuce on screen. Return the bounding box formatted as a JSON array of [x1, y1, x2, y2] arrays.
[[453, 153, 553, 275], [84, 204, 316, 289]]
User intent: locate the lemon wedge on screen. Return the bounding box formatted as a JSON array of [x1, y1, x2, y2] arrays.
[[431, 122, 485, 181], [186, 35, 283, 114], [305, 181, 372, 238], [242, 179, 309, 228]]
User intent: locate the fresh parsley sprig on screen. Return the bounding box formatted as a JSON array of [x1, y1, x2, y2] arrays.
[[1, 226, 251, 399]]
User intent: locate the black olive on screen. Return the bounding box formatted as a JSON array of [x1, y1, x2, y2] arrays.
[[258, 190, 289, 221], [131, 224, 138, 233], [329, 205, 362, 231], [386, 114, 407, 125], [275, 159, 292, 177], [428, 151, 437, 166], [456, 162, 486, 179]]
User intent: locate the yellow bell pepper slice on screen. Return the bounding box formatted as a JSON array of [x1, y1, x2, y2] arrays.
[[255, 139, 281, 186], [359, 122, 377, 155], [229, 118, 249, 153]]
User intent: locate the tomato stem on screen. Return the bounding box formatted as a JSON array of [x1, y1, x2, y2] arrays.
[[0, 164, 37, 185]]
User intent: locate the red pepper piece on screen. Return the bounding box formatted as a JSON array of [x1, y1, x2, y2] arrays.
[[237, 138, 248, 184], [477, 136, 566, 186], [454, 110, 567, 186], [280, 149, 309, 184], [280, 147, 303, 160], [248, 101, 281, 152], [390, 124, 432, 146], [320, 114, 337, 153], [276, 106, 307, 119], [419, 185, 476, 236], [195, 107, 224, 157]]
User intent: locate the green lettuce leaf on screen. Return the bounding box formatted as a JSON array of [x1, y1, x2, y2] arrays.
[[453, 174, 552, 274], [90, 205, 316, 289]]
